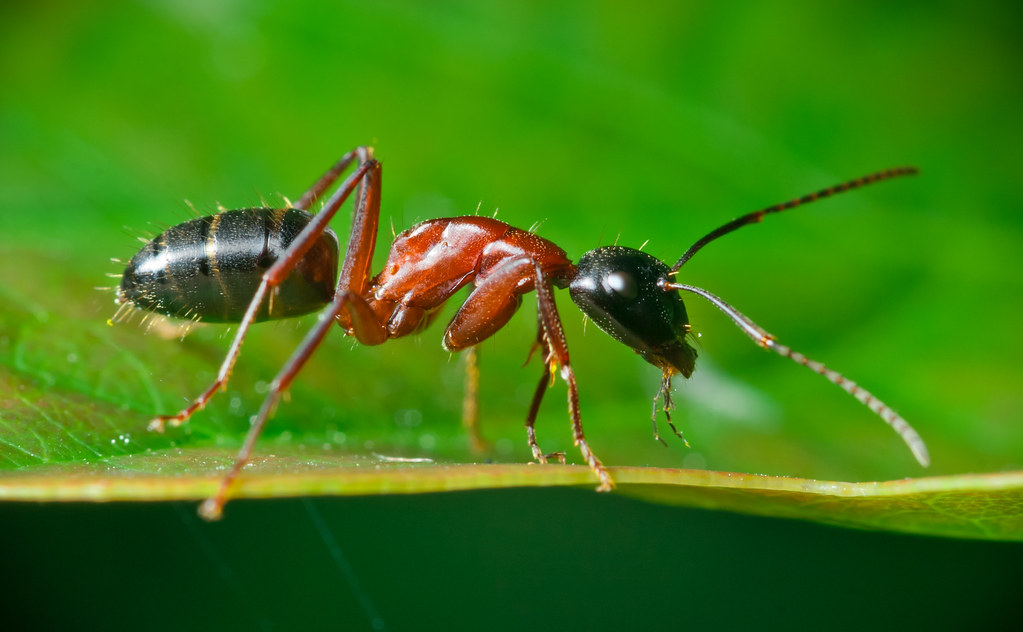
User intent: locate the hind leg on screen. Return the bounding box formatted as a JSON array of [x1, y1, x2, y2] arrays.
[[149, 149, 378, 432]]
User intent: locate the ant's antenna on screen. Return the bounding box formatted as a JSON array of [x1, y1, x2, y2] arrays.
[[669, 167, 919, 274], [660, 280, 930, 467]]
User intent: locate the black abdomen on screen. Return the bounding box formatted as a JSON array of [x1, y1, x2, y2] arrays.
[[119, 208, 339, 322]]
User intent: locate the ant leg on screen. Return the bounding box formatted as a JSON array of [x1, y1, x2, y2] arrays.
[[441, 257, 531, 351], [293, 146, 374, 211], [441, 257, 583, 468], [149, 154, 379, 432], [524, 312, 567, 464], [439, 258, 530, 454], [533, 261, 613, 491], [525, 366, 548, 462], [199, 290, 386, 520], [524, 354, 567, 465], [199, 152, 385, 518], [661, 280, 930, 467], [461, 346, 487, 453], [337, 150, 382, 297]]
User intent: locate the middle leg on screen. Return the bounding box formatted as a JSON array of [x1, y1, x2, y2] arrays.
[[461, 345, 487, 453]]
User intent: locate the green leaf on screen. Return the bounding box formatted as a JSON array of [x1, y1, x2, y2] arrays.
[[2, 425, 1021, 543], [1, 358, 1021, 541]]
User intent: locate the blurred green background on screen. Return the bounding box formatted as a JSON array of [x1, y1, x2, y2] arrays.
[[1, 1, 1021, 630]]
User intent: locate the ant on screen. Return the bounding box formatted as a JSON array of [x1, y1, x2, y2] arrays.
[[114, 146, 929, 520]]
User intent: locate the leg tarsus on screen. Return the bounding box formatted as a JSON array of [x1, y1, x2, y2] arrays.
[[544, 451, 567, 464]]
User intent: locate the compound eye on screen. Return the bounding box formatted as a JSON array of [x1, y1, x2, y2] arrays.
[[603, 270, 638, 299]]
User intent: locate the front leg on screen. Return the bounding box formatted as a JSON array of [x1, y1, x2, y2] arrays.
[[524, 318, 565, 465], [532, 262, 613, 491]]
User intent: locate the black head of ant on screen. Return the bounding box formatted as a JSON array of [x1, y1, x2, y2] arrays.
[[567, 167, 930, 467], [569, 246, 696, 378]]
